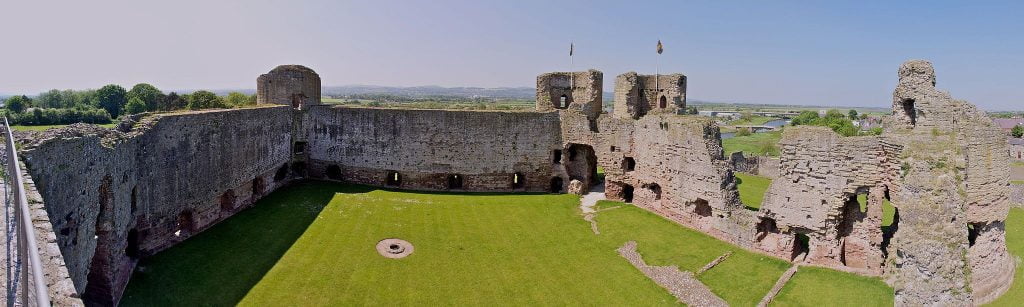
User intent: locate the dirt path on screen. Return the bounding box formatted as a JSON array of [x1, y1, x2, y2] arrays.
[[580, 181, 606, 214]]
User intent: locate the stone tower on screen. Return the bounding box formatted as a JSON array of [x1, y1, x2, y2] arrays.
[[613, 72, 686, 119], [535, 70, 603, 120], [257, 65, 322, 110]]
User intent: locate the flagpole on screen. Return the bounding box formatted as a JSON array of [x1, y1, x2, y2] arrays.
[[570, 42, 575, 89]]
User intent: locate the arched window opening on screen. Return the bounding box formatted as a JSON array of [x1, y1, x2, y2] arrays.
[[220, 190, 237, 211], [291, 161, 307, 177], [659, 96, 667, 109], [900, 98, 917, 126], [252, 177, 265, 196], [274, 163, 289, 181], [126, 229, 140, 258], [512, 172, 525, 189], [623, 157, 636, 172], [645, 183, 662, 200], [175, 211, 194, 237], [792, 232, 810, 261], [326, 165, 342, 180], [552, 150, 562, 164], [558, 95, 570, 109], [694, 198, 712, 217], [549, 177, 564, 193], [447, 174, 463, 190], [622, 185, 634, 203], [386, 171, 402, 186], [293, 141, 307, 155], [130, 186, 138, 213]]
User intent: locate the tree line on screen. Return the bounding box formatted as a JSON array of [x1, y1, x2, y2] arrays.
[[2, 84, 256, 126]]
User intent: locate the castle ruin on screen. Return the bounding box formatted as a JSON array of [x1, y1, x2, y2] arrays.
[[12, 61, 1014, 306]]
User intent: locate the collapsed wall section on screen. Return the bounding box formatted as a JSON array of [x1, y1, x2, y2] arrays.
[[304, 106, 563, 192], [16, 106, 294, 305]]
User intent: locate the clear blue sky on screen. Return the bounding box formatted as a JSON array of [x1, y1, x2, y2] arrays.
[[1, 0, 1021, 109]]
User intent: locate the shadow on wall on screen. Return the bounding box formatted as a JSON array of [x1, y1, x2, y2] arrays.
[[119, 182, 373, 306]]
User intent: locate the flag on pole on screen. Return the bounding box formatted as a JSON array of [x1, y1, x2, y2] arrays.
[[570, 42, 574, 56], [656, 40, 663, 54]]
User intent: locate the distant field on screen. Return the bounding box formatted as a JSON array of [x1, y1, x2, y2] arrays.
[[122, 181, 893, 306], [736, 172, 772, 210], [723, 131, 782, 157], [11, 123, 116, 131], [727, 115, 778, 126], [321, 97, 535, 111]]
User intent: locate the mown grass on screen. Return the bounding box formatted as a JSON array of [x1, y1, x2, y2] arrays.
[[124, 181, 679, 306], [987, 208, 1024, 306], [124, 181, 897, 306], [1012, 180, 1024, 185], [771, 266, 894, 306], [723, 131, 782, 157], [11, 123, 117, 131], [596, 200, 790, 306], [736, 172, 772, 210]]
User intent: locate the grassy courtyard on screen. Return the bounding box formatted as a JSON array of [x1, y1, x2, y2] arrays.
[[11, 123, 117, 131], [736, 172, 772, 210], [987, 208, 1024, 306], [122, 181, 895, 306]]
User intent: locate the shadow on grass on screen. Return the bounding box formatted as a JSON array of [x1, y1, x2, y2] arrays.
[[119, 181, 563, 306], [120, 181, 374, 306]]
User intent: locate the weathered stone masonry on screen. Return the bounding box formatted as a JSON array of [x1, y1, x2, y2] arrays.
[[13, 62, 1016, 306]]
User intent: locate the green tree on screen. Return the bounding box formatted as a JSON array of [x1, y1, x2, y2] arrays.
[[224, 92, 253, 107], [127, 83, 165, 111], [4, 95, 32, 113], [848, 109, 858, 120], [95, 84, 128, 118], [162, 92, 187, 111], [736, 127, 752, 137], [124, 97, 148, 115], [859, 113, 869, 120], [1013, 125, 1024, 138], [186, 90, 227, 110]]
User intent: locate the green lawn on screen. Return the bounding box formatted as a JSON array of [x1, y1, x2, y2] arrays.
[[1012, 161, 1024, 167], [723, 131, 782, 157], [123, 181, 895, 306], [771, 266, 894, 306], [11, 123, 116, 131], [987, 208, 1024, 306], [736, 172, 772, 210], [1012, 180, 1024, 185], [595, 200, 791, 306], [123, 182, 678, 306]]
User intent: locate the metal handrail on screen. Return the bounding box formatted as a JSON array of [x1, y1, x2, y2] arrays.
[[4, 117, 51, 307]]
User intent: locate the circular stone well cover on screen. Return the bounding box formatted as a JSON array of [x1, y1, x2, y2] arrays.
[[376, 238, 414, 259]]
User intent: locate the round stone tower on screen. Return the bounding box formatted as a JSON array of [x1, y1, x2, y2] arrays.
[[256, 65, 321, 110]]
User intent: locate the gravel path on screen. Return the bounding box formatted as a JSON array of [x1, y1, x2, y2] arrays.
[[617, 241, 727, 306], [580, 181, 606, 214]]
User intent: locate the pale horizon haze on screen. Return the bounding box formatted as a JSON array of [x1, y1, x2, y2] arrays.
[[1, 0, 1022, 110]]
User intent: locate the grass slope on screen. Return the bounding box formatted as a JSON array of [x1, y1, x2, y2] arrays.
[[771, 266, 894, 306], [723, 131, 782, 157], [736, 172, 772, 210]]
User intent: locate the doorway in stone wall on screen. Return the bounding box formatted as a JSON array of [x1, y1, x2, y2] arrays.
[[550, 177, 564, 193], [622, 185, 634, 203], [659, 96, 667, 109]]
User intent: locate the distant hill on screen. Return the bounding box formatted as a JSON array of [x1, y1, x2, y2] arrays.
[[322, 85, 537, 100]]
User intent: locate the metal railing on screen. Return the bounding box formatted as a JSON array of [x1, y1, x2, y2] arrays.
[[3, 117, 51, 307]]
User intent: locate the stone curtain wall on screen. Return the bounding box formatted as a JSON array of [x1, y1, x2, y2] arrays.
[[304, 106, 563, 192], [728, 152, 779, 179], [16, 106, 294, 305]]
